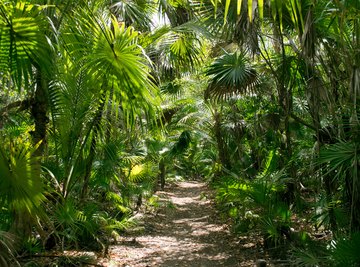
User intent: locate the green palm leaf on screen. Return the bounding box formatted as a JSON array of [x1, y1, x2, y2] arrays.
[[147, 23, 205, 80], [0, 2, 51, 90], [0, 139, 44, 214], [111, 0, 154, 31], [319, 141, 359, 179], [205, 51, 258, 100], [332, 232, 360, 266], [64, 10, 159, 125]]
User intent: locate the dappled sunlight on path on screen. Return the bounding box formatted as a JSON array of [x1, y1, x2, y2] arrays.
[[103, 181, 256, 267]]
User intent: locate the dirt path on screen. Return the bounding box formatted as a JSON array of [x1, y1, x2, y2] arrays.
[[102, 181, 258, 267]]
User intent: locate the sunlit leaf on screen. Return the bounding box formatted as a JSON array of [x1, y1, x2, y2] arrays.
[[224, 0, 231, 24], [258, 0, 263, 21], [237, 0, 242, 15], [248, 0, 253, 22]]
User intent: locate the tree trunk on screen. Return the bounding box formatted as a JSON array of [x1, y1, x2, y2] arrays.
[[11, 69, 48, 241], [278, 25, 296, 203], [31, 70, 49, 156]]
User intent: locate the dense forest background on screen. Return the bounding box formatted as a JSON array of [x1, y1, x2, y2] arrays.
[[0, 0, 359, 266]]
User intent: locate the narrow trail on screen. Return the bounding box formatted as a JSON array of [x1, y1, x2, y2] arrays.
[[102, 181, 258, 267]]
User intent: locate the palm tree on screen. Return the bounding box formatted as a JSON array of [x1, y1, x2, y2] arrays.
[[204, 51, 259, 170], [0, 0, 162, 249], [56, 4, 159, 199]]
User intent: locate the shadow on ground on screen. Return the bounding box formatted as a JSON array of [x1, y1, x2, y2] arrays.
[[106, 181, 259, 267]]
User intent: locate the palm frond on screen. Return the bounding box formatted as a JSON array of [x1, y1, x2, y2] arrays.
[[332, 232, 360, 266], [64, 9, 159, 126], [205, 51, 259, 100], [149, 23, 205, 78], [0, 2, 52, 90], [48, 65, 98, 177], [292, 245, 328, 267], [127, 163, 156, 183], [0, 138, 45, 214], [0, 231, 19, 267], [319, 141, 359, 179], [111, 0, 155, 31]]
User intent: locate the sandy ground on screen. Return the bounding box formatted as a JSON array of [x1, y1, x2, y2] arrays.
[[100, 181, 261, 267]]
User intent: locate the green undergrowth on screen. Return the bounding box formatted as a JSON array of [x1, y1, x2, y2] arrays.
[[213, 172, 360, 266]]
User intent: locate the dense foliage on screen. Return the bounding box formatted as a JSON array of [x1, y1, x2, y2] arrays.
[[0, 0, 359, 266]]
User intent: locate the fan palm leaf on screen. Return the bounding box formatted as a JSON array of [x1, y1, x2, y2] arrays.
[[319, 141, 359, 179], [0, 2, 52, 90], [149, 23, 205, 79], [63, 9, 159, 125], [205, 51, 258, 100], [319, 140, 360, 231], [111, 0, 155, 31], [0, 138, 45, 214], [332, 232, 360, 266]]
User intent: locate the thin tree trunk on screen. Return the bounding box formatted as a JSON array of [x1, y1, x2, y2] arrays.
[[31, 70, 49, 156], [11, 69, 48, 240], [278, 25, 296, 203]]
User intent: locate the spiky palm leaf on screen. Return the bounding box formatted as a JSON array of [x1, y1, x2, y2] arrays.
[[147, 23, 205, 80], [0, 138, 44, 214], [205, 51, 258, 100], [292, 244, 328, 267], [64, 9, 159, 126], [332, 232, 360, 266], [111, 0, 155, 31], [0, 231, 19, 267], [319, 141, 359, 181], [0, 2, 52, 90]]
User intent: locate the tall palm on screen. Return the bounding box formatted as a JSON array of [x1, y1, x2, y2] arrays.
[[0, 1, 55, 242], [204, 51, 258, 170], [48, 4, 160, 200], [0, 0, 161, 246]]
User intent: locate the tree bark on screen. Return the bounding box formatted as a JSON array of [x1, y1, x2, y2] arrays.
[[11, 69, 48, 241], [31, 70, 49, 156]]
